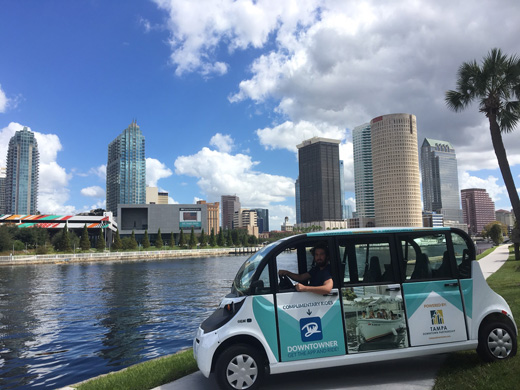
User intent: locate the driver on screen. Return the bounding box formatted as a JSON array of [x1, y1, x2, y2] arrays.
[[278, 243, 333, 295]]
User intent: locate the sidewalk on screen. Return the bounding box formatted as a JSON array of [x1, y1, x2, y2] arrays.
[[477, 244, 511, 279], [154, 245, 513, 390]]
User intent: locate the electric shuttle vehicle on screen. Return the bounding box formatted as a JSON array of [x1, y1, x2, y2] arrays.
[[193, 227, 517, 390]]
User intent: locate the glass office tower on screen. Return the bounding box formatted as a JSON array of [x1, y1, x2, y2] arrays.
[[5, 127, 39, 214], [353, 123, 375, 219], [421, 138, 463, 223], [106, 120, 146, 216]]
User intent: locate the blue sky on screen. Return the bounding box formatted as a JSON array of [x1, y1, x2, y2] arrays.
[[1, 0, 520, 228]]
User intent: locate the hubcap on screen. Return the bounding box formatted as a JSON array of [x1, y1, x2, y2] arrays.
[[226, 353, 258, 390], [487, 328, 513, 359]]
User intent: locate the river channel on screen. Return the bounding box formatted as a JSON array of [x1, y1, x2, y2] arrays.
[[0, 255, 250, 389]]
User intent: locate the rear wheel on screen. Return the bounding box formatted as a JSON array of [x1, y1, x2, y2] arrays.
[[477, 319, 517, 362], [215, 344, 265, 390]]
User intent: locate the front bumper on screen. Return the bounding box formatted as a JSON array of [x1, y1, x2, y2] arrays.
[[193, 326, 220, 378]]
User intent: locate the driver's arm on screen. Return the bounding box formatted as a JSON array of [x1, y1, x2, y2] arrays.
[[296, 278, 333, 295], [278, 269, 311, 283]]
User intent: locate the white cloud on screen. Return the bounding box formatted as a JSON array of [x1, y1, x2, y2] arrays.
[[268, 204, 296, 230], [459, 172, 506, 203], [0, 84, 9, 113], [210, 133, 234, 153], [168, 196, 179, 204], [256, 120, 346, 153], [81, 186, 105, 198], [146, 157, 173, 186], [89, 164, 106, 179], [153, 0, 318, 76], [154, 0, 520, 175], [174, 146, 294, 207]]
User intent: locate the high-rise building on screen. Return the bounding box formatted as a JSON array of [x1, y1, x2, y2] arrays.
[[253, 208, 269, 233], [339, 160, 346, 219], [5, 127, 39, 214], [0, 167, 6, 214], [233, 208, 258, 237], [197, 200, 220, 234], [353, 123, 375, 219], [461, 188, 495, 235], [295, 177, 301, 224], [371, 114, 422, 227], [106, 120, 146, 216], [221, 195, 240, 230], [421, 138, 463, 223], [495, 209, 515, 234], [297, 137, 342, 223]]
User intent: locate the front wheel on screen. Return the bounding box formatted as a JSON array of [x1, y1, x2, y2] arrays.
[[477, 319, 517, 362], [215, 344, 265, 390]]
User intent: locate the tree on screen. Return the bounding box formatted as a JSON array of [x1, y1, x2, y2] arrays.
[[217, 228, 224, 247], [112, 229, 123, 251], [482, 222, 504, 246], [209, 228, 217, 247], [142, 230, 150, 249], [155, 228, 163, 249], [189, 227, 196, 249], [96, 229, 106, 251], [169, 232, 175, 248], [511, 220, 520, 260], [80, 224, 91, 251], [55, 227, 71, 252], [226, 229, 233, 246], [446, 48, 520, 258], [0, 225, 13, 252], [179, 229, 186, 247], [129, 230, 138, 250], [199, 228, 207, 247]]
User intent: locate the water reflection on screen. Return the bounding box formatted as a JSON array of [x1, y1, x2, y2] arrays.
[[0, 255, 249, 389]]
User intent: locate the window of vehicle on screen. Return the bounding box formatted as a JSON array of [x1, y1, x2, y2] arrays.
[[400, 233, 454, 281], [451, 231, 474, 279], [338, 236, 394, 284]]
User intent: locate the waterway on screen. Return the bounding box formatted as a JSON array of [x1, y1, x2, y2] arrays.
[[0, 255, 249, 389]]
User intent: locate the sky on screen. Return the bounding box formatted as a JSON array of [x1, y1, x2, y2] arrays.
[[1, 0, 520, 229]]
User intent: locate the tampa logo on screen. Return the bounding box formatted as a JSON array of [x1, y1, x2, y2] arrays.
[[430, 310, 444, 325]]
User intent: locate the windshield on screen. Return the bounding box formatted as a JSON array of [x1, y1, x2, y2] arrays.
[[231, 242, 277, 296]]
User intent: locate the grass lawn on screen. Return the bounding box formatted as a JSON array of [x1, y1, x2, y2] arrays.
[[433, 246, 520, 390], [74, 349, 197, 390]]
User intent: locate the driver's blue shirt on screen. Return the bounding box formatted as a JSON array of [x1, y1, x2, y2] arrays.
[[308, 264, 332, 286]]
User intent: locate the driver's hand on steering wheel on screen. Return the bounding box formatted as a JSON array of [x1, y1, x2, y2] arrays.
[[278, 269, 288, 276], [295, 283, 305, 292]]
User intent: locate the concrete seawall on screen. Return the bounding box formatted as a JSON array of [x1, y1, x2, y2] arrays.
[[0, 247, 260, 266]]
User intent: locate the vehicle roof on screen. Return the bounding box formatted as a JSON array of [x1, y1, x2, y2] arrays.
[[307, 226, 450, 237]]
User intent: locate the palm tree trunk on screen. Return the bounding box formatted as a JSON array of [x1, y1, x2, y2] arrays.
[[489, 115, 520, 259]]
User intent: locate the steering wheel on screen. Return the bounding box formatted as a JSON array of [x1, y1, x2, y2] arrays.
[[278, 274, 296, 291]]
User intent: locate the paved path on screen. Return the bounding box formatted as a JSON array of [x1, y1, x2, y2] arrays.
[[154, 245, 512, 390]]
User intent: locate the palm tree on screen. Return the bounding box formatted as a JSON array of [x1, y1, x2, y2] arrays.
[[445, 48, 520, 245]]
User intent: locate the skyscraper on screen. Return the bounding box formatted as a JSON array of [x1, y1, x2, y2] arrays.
[[221, 195, 240, 230], [297, 137, 342, 223], [371, 114, 422, 227], [106, 120, 146, 216], [352, 123, 375, 219], [295, 177, 301, 224], [421, 138, 463, 222], [0, 167, 6, 214], [339, 160, 346, 219], [253, 208, 269, 233], [5, 127, 39, 214], [461, 188, 495, 235]]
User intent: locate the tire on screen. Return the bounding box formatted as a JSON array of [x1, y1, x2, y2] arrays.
[[477, 319, 517, 362], [215, 344, 265, 390]]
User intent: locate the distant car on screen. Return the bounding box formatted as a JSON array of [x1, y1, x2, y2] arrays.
[[194, 227, 517, 390]]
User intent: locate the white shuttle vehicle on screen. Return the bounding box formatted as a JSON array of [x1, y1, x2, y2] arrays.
[[194, 227, 517, 390]]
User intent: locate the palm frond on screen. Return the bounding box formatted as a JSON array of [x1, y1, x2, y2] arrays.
[[499, 101, 520, 133]]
